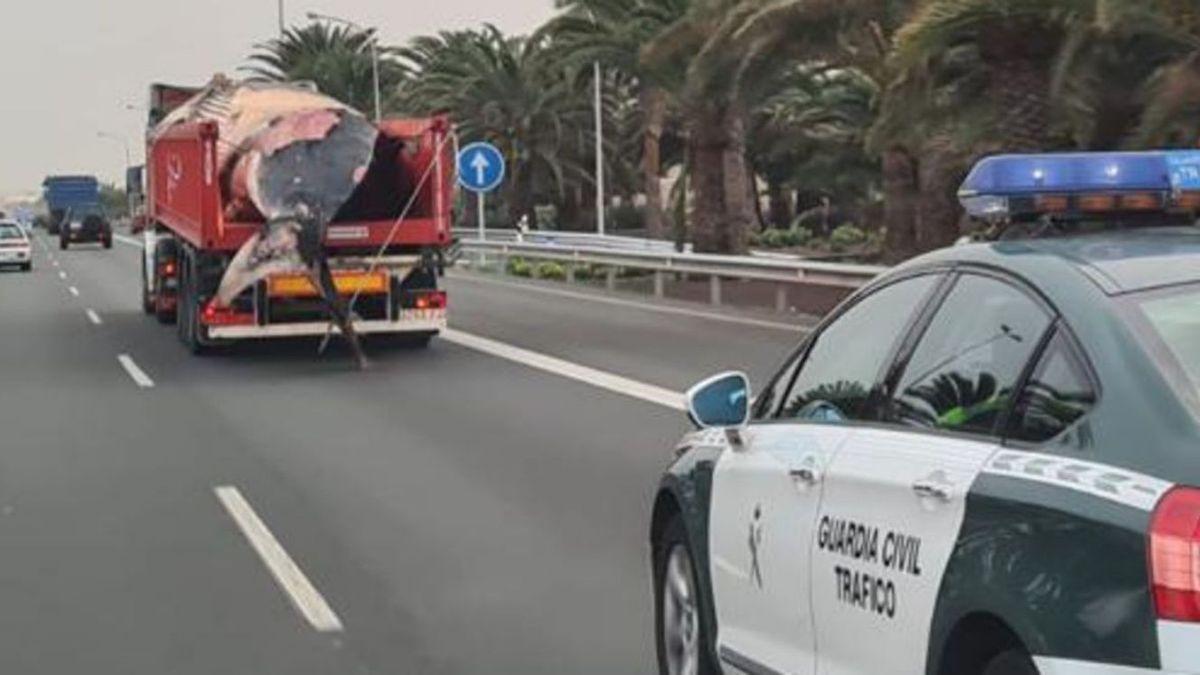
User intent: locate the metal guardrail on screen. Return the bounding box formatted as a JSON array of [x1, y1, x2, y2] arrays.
[[455, 236, 887, 313], [451, 228, 685, 253]]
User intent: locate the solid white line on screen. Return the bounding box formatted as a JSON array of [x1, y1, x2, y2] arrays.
[[213, 486, 344, 633], [68, 285, 79, 297], [114, 233, 142, 249], [85, 309, 102, 326], [441, 328, 685, 410], [116, 354, 154, 388], [448, 272, 809, 333]]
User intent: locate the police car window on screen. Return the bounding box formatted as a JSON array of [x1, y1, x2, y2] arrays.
[[777, 275, 937, 423], [889, 275, 1052, 436], [1008, 331, 1097, 444], [0, 225, 21, 239], [1133, 288, 1200, 396]]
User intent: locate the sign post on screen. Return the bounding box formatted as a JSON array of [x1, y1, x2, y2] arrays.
[[457, 142, 506, 242]]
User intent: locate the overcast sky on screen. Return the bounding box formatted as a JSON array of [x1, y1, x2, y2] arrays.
[[0, 0, 553, 198]]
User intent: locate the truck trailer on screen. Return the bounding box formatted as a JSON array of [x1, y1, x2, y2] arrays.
[[42, 175, 102, 238], [138, 79, 453, 357]]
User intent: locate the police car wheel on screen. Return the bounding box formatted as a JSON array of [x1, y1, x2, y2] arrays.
[[655, 518, 715, 675], [981, 649, 1038, 675]]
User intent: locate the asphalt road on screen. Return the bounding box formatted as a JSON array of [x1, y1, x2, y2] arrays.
[[0, 232, 806, 674]]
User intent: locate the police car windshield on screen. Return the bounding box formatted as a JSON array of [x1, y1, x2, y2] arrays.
[[0, 224, 23, 239]]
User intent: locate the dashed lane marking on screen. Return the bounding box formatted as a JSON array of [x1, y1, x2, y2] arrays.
[[86, 309, 102, 326], [441, 328, 685, 410], [116, 354, 154, 388], [213, 486, 344, 633]]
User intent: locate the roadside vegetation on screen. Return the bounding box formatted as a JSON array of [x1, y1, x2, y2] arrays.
[[247, 1, 1200, 262]]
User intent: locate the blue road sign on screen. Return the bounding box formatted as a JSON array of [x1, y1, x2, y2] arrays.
[[457, 142, 506, 193]]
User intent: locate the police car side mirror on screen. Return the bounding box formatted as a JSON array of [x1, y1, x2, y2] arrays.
[[686, 372, 751, 430]]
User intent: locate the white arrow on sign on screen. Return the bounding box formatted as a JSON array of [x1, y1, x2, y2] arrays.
[[471, 151, 491, 187]]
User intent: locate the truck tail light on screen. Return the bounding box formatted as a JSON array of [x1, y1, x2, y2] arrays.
[[1150, 487, 1200, 621], [201, 302, 255, 327], [161, 261, 176, 277], [411, 290, 447, 310]]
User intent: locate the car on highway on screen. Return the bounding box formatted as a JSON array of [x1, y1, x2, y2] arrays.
[[650, 152, 1200, 675], [0, 220, 32, 271], [60, 209, 112, 250]]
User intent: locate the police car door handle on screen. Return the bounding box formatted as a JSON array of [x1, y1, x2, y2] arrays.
[[789, 455, 823, 486], [912, 472, 954, 502]]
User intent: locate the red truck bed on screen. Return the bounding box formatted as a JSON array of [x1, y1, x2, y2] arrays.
[[147, 116, 454, 252]]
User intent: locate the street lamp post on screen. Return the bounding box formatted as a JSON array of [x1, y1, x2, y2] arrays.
[[585, 10, 606, 237], [97, 131, 133, 218], [306, 11, 381, 123]]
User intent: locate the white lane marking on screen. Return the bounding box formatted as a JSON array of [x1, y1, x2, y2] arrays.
[[441, 328, 685, 410], [57, 270, 66, 279], [85, 309, 102, 326], [68, 286, 79, 297], [213, 486, 344, 633], [116, 354, 154, 388], [114, 233, 142, 249], [449, 272, 810, 333]]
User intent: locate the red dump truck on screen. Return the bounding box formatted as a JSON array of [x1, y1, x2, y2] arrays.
[[137, 82, 453, 353]]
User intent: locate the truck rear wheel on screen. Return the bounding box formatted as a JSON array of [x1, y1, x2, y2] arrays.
[[153, 238, 177, 324], [177, 246, 210, 355]]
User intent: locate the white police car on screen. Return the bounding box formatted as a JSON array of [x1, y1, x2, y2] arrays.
[[650, 151, 1200, 675]]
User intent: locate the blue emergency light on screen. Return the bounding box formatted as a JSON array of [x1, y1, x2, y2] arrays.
[[958, 151, 1200, 220]]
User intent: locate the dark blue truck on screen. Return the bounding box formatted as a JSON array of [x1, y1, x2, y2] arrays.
[[41, 175, 111, 249]]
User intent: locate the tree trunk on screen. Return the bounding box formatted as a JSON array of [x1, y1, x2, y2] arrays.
[[881, 146, 919, 264], [719, 106, 752, 255], [640, 84, 668, 240], [688, 103, 753, 254], [916, 135, 964, 253], [767, 181, 793, 230], [689, 107, 725, 253]]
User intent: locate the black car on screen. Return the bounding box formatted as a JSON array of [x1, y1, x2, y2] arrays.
[[60, 211, 112, 250]]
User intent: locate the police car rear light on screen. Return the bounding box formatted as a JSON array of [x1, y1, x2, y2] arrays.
[[1149, 487, 1200, 621]]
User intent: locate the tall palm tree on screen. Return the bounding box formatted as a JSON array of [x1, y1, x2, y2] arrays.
[[244, 22, 402, 115], [886, 0, 1190, 249], [541, 0, 690, 238], [398, 26, 591, 227], [643, 0, 861, 253]]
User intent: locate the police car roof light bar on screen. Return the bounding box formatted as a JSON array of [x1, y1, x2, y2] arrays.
[[958, 151, 1200, 221]]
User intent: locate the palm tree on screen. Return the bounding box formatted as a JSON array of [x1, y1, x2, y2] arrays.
[[398, 26, 591, 227], [750, 65, 879, 229], [541, 0, 690, 239], [643, 0, 863, 253], [244, 22, 403, 114]]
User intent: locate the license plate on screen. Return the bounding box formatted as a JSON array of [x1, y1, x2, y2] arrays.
[[70, 223, 82, 231], [0, 252, 16, 261]]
